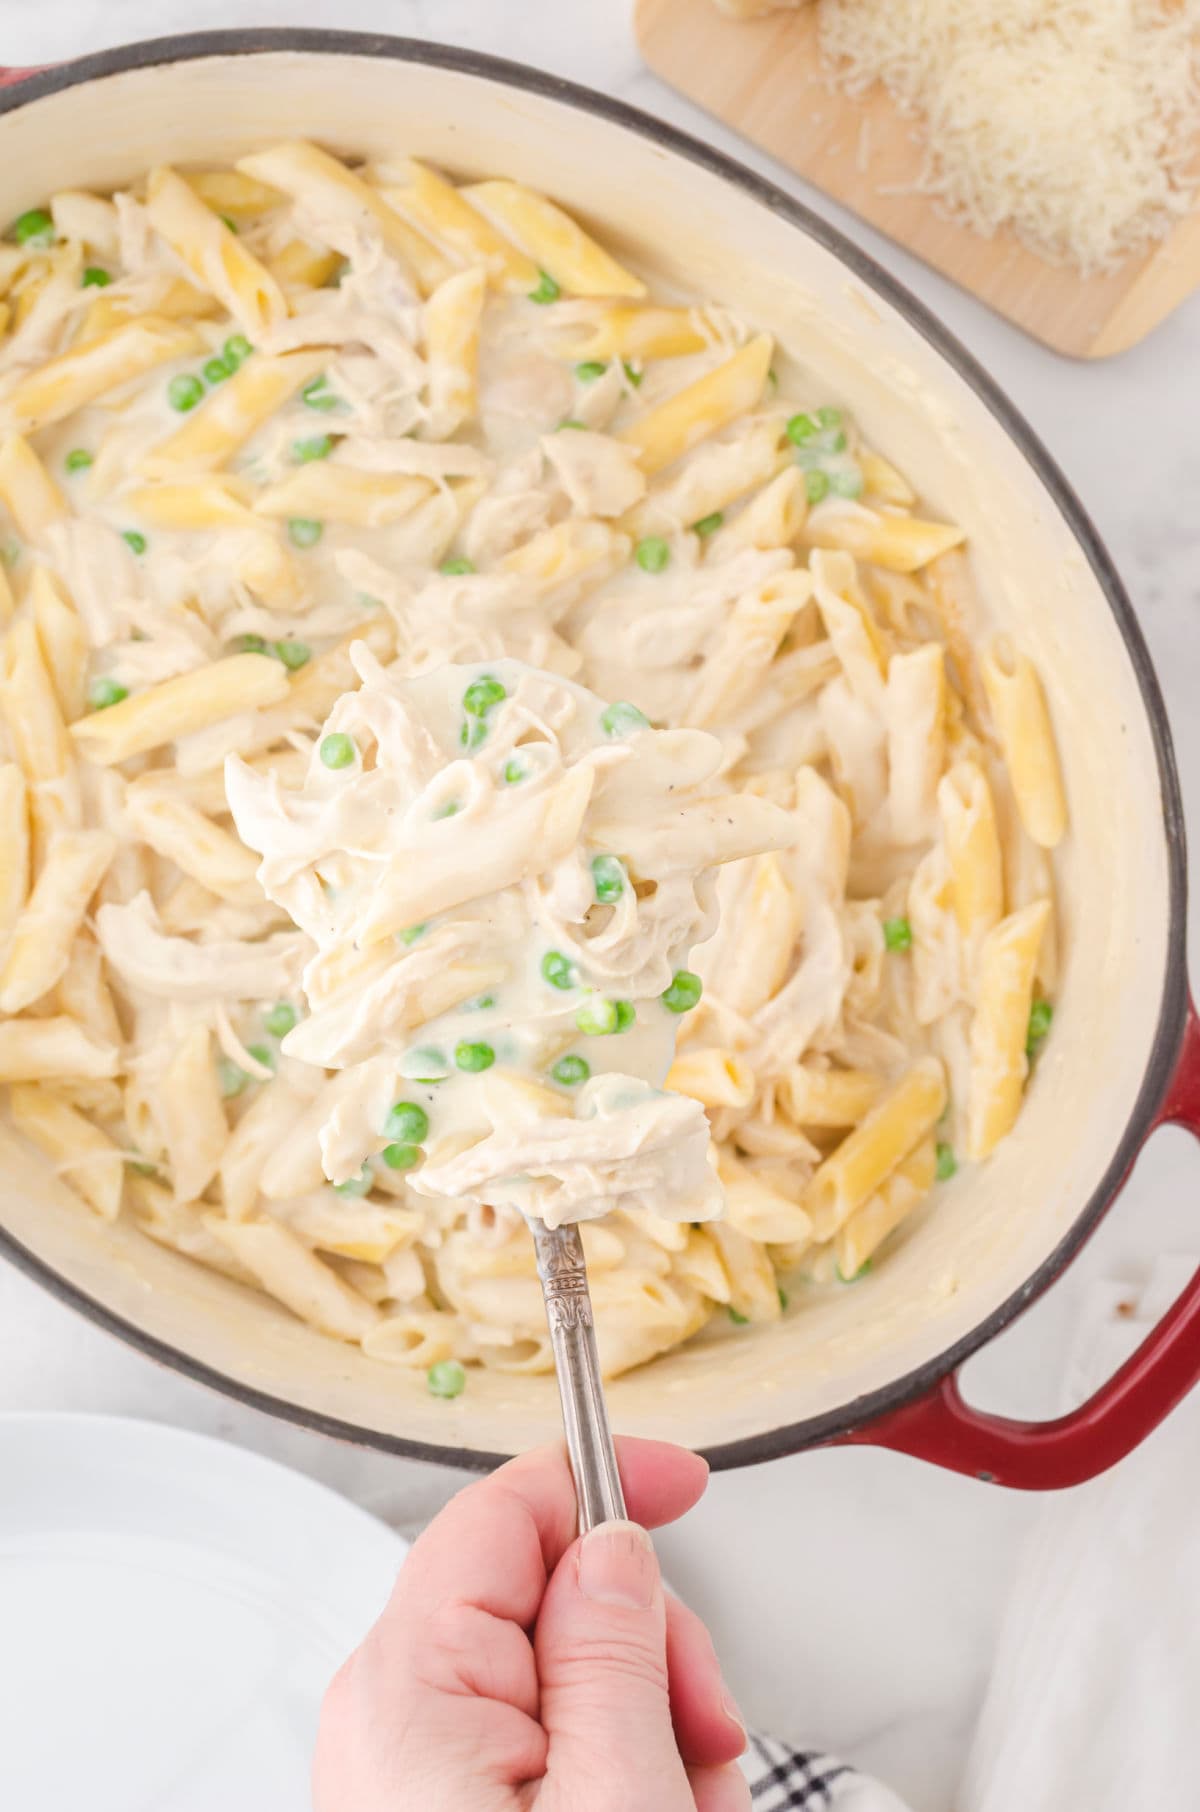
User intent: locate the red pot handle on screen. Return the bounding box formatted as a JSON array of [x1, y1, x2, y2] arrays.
[[842, 998, 1200, 1489]]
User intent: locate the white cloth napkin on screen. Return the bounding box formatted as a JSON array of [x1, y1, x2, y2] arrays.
[[740, 1733, 911, 1808], [961, 1254, 1200, 1810]]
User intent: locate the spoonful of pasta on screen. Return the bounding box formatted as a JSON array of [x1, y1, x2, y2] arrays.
[[225, 643, 794, 1530]]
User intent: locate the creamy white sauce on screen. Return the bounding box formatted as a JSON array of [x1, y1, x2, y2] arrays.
[[226, 648, 794, 1227]]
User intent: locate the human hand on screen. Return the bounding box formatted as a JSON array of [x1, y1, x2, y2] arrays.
[[313, 1437, 749, 1812]]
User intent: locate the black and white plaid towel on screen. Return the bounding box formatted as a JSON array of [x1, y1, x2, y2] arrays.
[[741, 1731, 911, 1809]]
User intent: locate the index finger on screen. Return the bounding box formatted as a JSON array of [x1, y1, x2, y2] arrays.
[[390, 1436, 708, 1631]]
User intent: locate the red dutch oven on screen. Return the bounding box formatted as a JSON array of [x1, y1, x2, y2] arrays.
[[0, 33, 1194, 1489]]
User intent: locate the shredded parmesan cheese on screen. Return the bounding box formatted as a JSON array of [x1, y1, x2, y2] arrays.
[[815, 0, 1200, 272]]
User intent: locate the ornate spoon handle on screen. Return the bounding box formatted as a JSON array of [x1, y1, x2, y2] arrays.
[[530, 1219, 627, 1532]]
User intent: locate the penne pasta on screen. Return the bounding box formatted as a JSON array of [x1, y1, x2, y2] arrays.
[[10, 1082, 125, 1222], [0, 1015, 118, 1082], [807, 1056, 946, 1239], [3, 317, 201, 433], [0, 827, 115, 1012], [70, 653, 290, 764], [236, 140, 453, 295], [254, 464, 432, 529], [203, 1213, 382, 1342], [0, 434, 68, 544], [981, 636, 1067, 850], [967, 899, 1052, 1160], [834, 1137, 936, 1278], [145, 165, 286, 335], [0, 763, 29, 951], [399, 159, 539, 291], [938, 758, 1005, 976], [141, 347, 327, 475], [619, 333, 773, 476], [465, 178, 646, 298]]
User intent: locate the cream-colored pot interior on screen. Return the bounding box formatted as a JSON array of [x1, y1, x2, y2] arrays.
[[0, 45, 1175, 1462]]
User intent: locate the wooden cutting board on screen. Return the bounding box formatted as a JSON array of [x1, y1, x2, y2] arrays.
[[634, 0, 1200, 358]]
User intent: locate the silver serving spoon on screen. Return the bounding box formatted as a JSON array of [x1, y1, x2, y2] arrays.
[[529, 1218, 626, 1531]]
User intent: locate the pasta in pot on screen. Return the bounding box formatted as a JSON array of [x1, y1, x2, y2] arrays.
[[0, 149, 1066, 1382]]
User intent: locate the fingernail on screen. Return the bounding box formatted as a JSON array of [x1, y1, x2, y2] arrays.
[[578, 1520, 657, 1609], [721, 1682, 746, 1739]]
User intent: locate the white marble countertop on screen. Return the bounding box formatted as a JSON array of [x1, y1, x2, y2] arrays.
[[1, 5, 1198, 1808]]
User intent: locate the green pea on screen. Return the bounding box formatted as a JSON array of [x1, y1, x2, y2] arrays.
[[613, 1001, 636, 1032], [384, 1101, 429, 1143], [427, 1359, 466, 1399], [600, 700, 649, 738], [218, 213, 238, 235], [829, 467, 864, 499], [246, 1042, 276, 1073], [883, 916, 913, 952], [202, 355, 234, 385], [662, 970, 702, 1013], [319, 731, 356, 769], [231, 633, 268, 654], [402, 1046, 450, 1083], [575, 997, 618, 1037], [575, 360, 607, 382], [126, 1158, 160, 1178], [503, 758, 527, 785], [455, 1040, 495, 1073], [635, 535, 670, 574], [936, 1142, 958, 1182], [778, 1287, 789, 1311], [541, 950, 576, 990], [1026, 999, 1053, 1058], [301, 373, 338, 410], [400, 923, 427, 946], [805, 469, 830, 504], [465, 994, 495, 1012], [622, 360, 643, 387], [217, 1057, 247, 1099], [263, 1002, 297, 1038], [81, 266, 111, 288], [463, 675, 507, 716], [224, 334, 254, 368], [10, 207, 54, 247], [786, 412, 819, 445], [122, 530, 147, 556], [728, 1307, 749, 1326], [167, 373, 205, 413], [693, 511, 724, 538], [288, 517, 323, 548], [273, 639, 311, 671], [837, 1258, 873, 1284], [381, 1142, 421, 1171], [64, 449, 93, 473], [459, 718, 488, 751], [334, 1165, 373, 1198], [88, 676, 128, 711], [558, 418, 587, 431], [293, 433, 333, 463], [529, 270, 561, 304], [591, 855, 625, 904], [430, 796, 457, 816], [440, 556, 475, 575], [551, 1054, 590, 1087], [766, 368, 779, 390], [817, 406, 843, 428]]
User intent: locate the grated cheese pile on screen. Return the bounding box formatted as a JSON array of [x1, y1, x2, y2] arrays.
[[814, 0, 1200, 272]]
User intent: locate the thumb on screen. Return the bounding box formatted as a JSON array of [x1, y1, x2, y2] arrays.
[[534, 1520, 693, 1810]]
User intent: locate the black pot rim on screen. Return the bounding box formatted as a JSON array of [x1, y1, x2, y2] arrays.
[[0, 28, 1188, 1474]]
